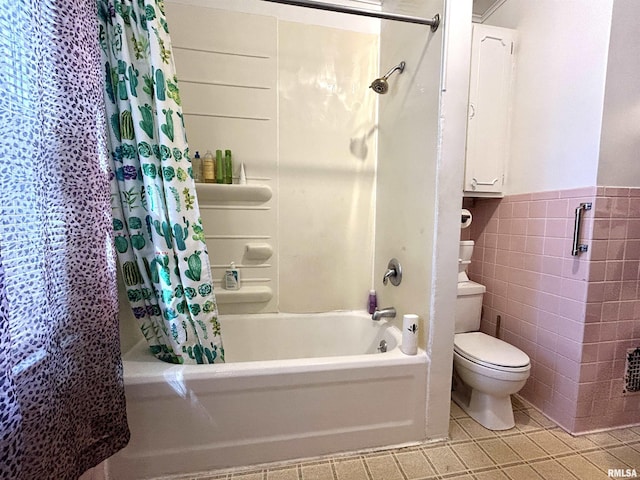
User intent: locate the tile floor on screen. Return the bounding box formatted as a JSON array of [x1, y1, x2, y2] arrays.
[[156, 397, 640, 480]]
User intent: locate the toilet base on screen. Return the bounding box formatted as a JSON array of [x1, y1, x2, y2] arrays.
[[452, 386, 515, 431]]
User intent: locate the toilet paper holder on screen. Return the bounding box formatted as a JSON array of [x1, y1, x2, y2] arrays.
[[461, 208, 472, 229]]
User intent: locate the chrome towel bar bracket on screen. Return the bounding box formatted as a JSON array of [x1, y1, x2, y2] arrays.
[[572, 202, 592, 256]]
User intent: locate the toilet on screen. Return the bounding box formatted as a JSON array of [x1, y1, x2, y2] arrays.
[[452, 241, 531, 430]]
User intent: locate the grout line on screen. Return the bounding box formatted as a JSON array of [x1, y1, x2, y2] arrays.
[[601, 445, 637, 469], [361, 454, 374, 480], [392, 451, 411, 480], [533, 459, 582, 480], [329, 459, 338, 480], [578, 450, 623, 476], [474, 438, 522, 468], [448, 443, 474, 475], [438, 469, 473, 479], [419, 445, 441, 479]]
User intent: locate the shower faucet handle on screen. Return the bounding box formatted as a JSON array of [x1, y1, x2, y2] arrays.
[[382, 258, 402, 286]]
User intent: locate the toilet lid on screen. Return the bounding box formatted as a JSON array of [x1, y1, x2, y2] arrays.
[[454, 332, 530, 368]]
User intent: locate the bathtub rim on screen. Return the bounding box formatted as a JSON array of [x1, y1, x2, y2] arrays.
[[121, 312, 426, 383]]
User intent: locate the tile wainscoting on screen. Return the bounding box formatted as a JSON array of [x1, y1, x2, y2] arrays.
[[463, 186, 640, 434]]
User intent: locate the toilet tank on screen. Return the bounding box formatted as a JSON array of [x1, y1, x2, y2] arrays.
[[455, 281, 486, 333], [459, 240, 474, 262]]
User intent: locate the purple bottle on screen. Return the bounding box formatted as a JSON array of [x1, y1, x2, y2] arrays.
[[367, 289, 377, 314]]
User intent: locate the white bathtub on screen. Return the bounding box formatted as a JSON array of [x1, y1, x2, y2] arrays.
[[107, 311, 428, 479]]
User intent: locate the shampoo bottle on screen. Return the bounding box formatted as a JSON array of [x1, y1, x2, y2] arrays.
[[216, 149, 224, 184], [224, 262, 240, 290], [202, 150, 215, 183], [224, 149, 233, 184]]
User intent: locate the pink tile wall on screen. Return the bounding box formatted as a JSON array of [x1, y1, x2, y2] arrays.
[[462, 187, 640, 434]]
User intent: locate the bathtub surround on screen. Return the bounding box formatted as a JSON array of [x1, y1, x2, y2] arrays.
[[278, 20, 378, 313], [100, 0, 224, 364], [464, 187, 640, 433], [167, 4, 280, 314], [0, 1, 129, 477], [165, 2, 378, 314]]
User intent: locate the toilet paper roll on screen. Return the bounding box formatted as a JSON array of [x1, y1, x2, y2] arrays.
[[401, 314, 419, 355], [461, 209, 472, 229], [244, 243, 273, 260]]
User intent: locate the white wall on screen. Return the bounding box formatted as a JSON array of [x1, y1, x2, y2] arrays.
[[164, 0, 379, 313], [427, 0, 473, 440], [278, 21, 378, 312], [375, 0, 452, 439], [485, 0, 613, 195], [598, 0, 640, 188]]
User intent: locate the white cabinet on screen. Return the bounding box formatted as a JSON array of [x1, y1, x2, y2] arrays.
[[464, 24, 516, 197]]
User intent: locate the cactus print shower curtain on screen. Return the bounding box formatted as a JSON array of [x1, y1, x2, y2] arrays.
[[0, 0, 129, 478], [99, 0, 224, 364]]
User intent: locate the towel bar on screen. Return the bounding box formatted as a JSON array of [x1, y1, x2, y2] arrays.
[[572, 202, 592, 256]]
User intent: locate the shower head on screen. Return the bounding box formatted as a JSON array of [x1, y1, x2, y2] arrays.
[[369, 61, 406, 94]]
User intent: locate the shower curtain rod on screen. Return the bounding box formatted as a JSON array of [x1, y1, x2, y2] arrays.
[[262, 0, 440, 31]]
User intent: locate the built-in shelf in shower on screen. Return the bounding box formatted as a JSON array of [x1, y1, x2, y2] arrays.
[[195, 183, 272, 203], [214, 286, 273, 304]]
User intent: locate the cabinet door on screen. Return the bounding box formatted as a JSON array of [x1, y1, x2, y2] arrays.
[[464, 24, 515, 196]]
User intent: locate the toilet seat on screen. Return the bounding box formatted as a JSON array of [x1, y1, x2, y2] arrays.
[[454, 332, 530, 373]]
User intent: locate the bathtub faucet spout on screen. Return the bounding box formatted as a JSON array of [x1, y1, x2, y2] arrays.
[[372, 307, 396, 321]]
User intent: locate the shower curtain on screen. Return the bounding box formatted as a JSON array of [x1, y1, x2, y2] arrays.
[[0, 0, 129, 478], [98, 0, 224, 364]]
